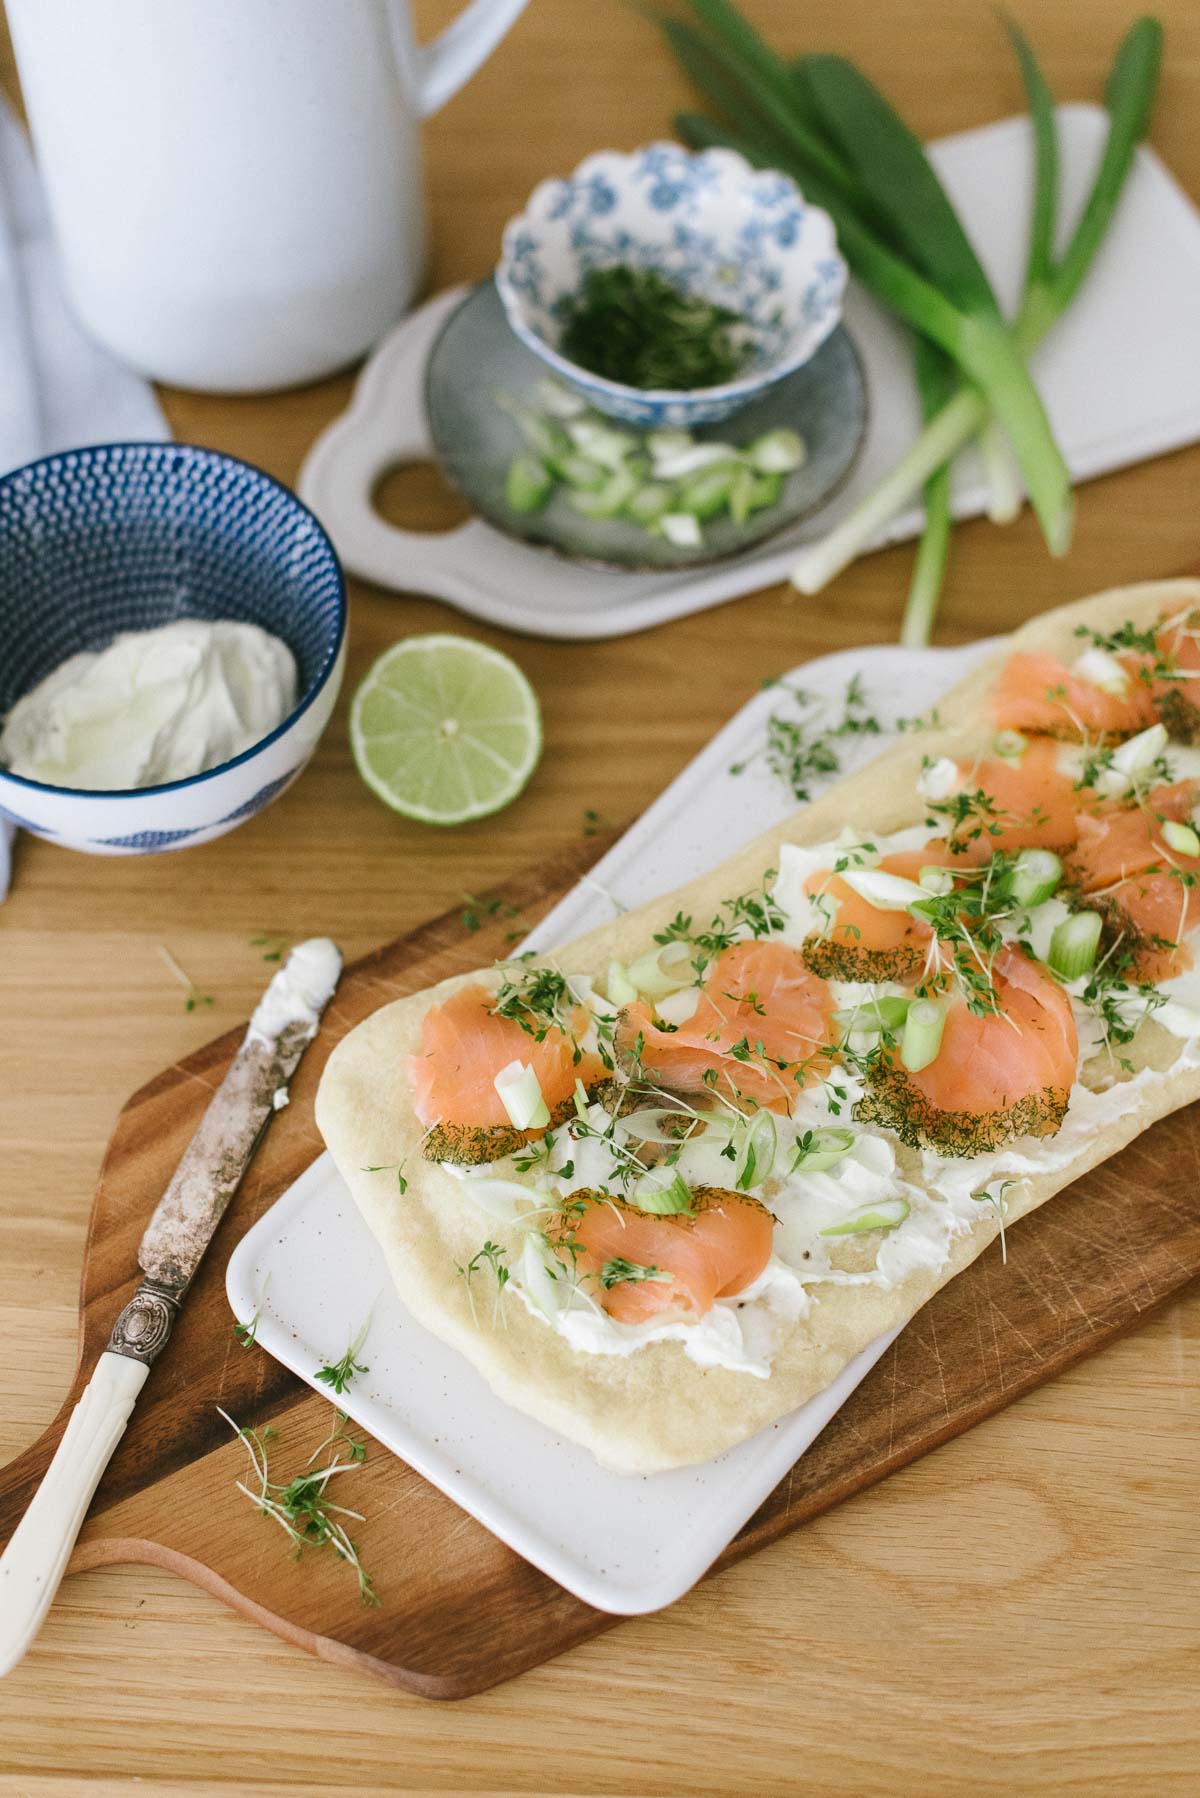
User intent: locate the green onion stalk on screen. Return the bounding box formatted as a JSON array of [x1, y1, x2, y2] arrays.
[[657, 1, 1163, 641]]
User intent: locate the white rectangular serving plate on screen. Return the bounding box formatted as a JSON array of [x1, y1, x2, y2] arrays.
[[227, 638, 994, 1614]]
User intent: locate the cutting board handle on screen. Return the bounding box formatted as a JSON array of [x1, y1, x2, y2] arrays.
[[0, 1352, 147, 1675]]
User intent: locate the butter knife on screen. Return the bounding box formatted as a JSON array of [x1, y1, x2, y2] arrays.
[[0, 937, 342, 1675]]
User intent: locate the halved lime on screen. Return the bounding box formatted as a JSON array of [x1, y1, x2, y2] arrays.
[[350, 634, 542, 825]]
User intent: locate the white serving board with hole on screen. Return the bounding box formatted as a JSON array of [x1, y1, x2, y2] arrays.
[[227, 636, 994, 1614], [298, 106, 1200, 640]]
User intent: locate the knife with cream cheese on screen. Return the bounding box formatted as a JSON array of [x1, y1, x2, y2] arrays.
[[0, 937, 341, 1676]]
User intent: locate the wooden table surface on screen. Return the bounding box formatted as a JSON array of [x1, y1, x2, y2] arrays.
[[2, 1, 1198, 1791]]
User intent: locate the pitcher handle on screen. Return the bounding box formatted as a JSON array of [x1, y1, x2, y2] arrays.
[[388, 0, 529, 120]]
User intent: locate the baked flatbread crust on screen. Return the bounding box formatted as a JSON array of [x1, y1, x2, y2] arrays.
[[316, 579, 1200, 1472]]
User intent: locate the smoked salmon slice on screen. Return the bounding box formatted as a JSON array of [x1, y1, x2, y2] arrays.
[[407, 981, 608, 1164], [1065, 782, 1200, 977], [618, 940, 836, 1114], [857, 944, 1078, 1155], [936, 739, 1080, 862], [801, 845, 957, 982], [991, 650, 1157, 740], [561, 1185, 774, 1324]]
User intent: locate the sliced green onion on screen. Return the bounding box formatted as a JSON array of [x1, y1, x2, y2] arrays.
[[518, 1233, 563, 1320], [500, 399, 570, 462], [627, 939, 694, 999], [916, 754, 960, 801], [631, 1170, 696, 1215], [833, 994, 911, 1035], [566, 417, 639, 469], [1048, 910, 1103, 980], [554, 451, 609, 491], [900, 998, 945, 1072], [1107, 722, 1168, 788], [493, 1059, 551, 1131], [625, 482, 675, 526], [505, 455, 554, 513], [820, 1195, 910, 1236], [1073, 645, 1129, 695], [746, 470, 782, 513], [919, 865, 954, 896], [566, 464, 641, 519], [728, 462, 758, 525], [994, 729, 1028, 761], [607, 957, 639, 1006], [745, 428, 806, 473], [660, 512, 703, 548], [1163, 819, 1200, 858], [534, 377, 587, 419], [840, 867, 928, 910], [619, 1107, 710, 1145], [790, 1125, 856, 1174], [1007, 847, 1063, 909], [677, 461, 741, 519], [457, 1176, 532, 1223], [651, 440, 740, 479], [646, 427, 693, 459], [735, 1110, 777, 1190]]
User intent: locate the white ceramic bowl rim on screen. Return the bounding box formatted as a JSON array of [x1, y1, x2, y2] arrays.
[[496, 142, 847, 404], [0, 440, 348, 802]]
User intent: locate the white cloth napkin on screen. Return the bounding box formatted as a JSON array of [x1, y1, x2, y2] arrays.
[[0, 95, 171, 900]]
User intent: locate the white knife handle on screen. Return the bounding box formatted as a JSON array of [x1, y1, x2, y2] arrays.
[[0, 1352, 147, 1675]]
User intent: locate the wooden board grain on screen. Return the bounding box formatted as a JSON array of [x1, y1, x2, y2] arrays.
[[1, 829, 1198, 1701]]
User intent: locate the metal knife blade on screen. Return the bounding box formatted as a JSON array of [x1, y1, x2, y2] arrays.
[[108, 936, 342, 1362]]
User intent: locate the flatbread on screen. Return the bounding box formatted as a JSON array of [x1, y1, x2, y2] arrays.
[[316, 578, 1200, 1473]]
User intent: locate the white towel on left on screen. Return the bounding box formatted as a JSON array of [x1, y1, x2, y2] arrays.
[[0, 94, 171, 900]]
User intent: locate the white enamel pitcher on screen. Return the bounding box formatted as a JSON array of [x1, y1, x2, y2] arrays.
[[7, 0, 528, 391]]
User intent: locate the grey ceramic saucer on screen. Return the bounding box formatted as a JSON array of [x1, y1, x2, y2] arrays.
[[424, 280, 867, 572]]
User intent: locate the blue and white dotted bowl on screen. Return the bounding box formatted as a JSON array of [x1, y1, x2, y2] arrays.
[[0, 442, 347, 856], [496, 142, 847, 428]]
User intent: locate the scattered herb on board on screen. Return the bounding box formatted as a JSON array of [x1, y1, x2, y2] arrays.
[[157, 944, 214, 1014], [233, 1290, 266, 1350], [461, 892, 520, 933], [730, 674, 882, 803], [219, 1408, 379, 1605], [582, 807, 605, 837], [251, 932, 290, 963], [558, 265, 748, 390], [314, 1316, 371, 1395]]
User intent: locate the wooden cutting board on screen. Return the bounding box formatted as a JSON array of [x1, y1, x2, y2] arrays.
[[1, 830, 1198, 1701]]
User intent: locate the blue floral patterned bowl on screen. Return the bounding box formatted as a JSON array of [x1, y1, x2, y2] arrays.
[[496, 142, 847, 428], [0, 442, 346, 856]]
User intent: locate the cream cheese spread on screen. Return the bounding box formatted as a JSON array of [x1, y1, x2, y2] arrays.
[[0, 619, 296, 790]]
